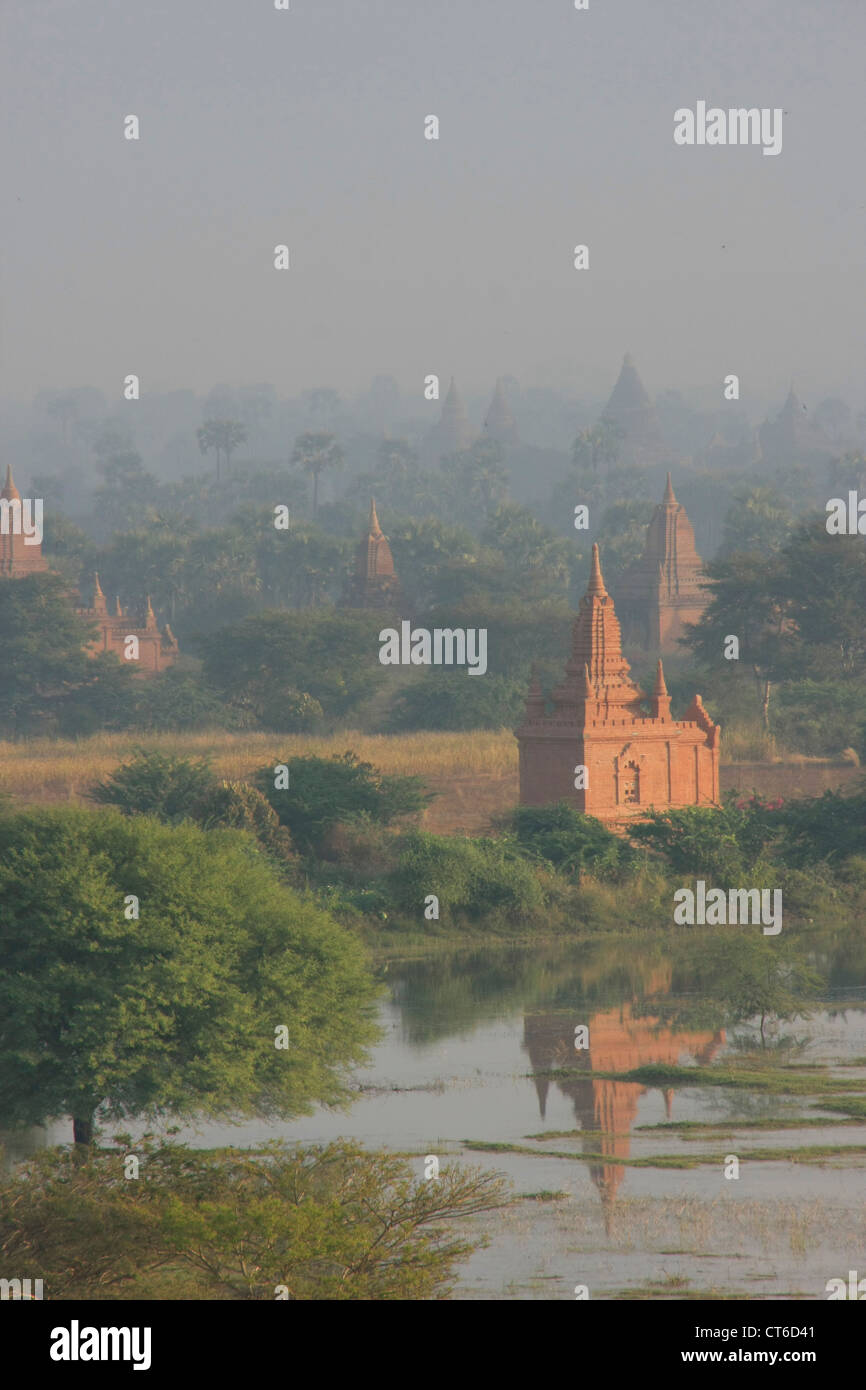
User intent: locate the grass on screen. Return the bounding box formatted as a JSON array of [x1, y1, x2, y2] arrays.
[[636, 1117, 866, 1134], [526, 1063, 866, 1097], [463, 1139, 866, 1168], [0, 728, 519, 803]]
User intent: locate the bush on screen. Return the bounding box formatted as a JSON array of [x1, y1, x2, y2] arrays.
[[505, 802, 633, 879], [388, 830, 544, 925], [628, 796, 780, 886], [0, 1140, 508, 1300], [256, 752, 431, 856], [194, 780, 295, 860], [89, 749, 216, 823]]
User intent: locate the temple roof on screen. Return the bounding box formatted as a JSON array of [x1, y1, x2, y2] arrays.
[[354, 497, 396, 582], [1, 464, 20, 501], [483, 378, 519, 444], [555, 544, 645, 712], [618, 473, 705, 603]]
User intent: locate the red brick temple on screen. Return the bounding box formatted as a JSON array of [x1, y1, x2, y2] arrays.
[[616, 472, 709, 652], [515, 543, 719, 823], [0, 464, 49, 578], [1, 464, 178, 676], [78, 572, 179, 675], [343, 497, 400, 609]]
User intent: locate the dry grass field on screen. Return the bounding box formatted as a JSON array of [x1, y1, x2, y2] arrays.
[[0, 728, 858, 838]]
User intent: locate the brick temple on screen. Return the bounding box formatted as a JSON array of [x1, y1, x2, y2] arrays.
[[1, 465, 178, 676], [616, 472, 708, 652], [343, 497, 400, 609], [515, 543, 719, 822]]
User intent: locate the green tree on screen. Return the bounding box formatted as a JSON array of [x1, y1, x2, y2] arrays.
[[290, 431, 344, 517], [199, 610, 384, 729], [0, 807, 378, 1144], [256, 751, 430, 856], [506, 801, 632, 879], [88, 750, 217, 822], [718, 486, 794, 559]]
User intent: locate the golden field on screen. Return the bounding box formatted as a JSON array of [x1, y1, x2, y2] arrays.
[[0, 728, 518, 800], [0, 727, 857, 838]]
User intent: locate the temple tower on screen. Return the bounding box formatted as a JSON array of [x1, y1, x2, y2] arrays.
[[0, 465, 48, 578], [616, 472, 708, 651], [515, 544, 719, 822], [482, 378, 519, 445], [600, 353, 665, 464], [343, 498, 400, 609], [422, 377, 475, 461]]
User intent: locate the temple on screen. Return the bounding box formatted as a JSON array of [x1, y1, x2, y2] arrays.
[[759, 386, 835, 469], [77, 573, 179, 675], [343, 498, 400, 609], [0, 463, 179, 676], [600, 353, 665, 464], [515, 544, 719, 822], [482, 378, 519, 445], [422, 376, 475, 462], [0, 465, 49, 578], [616, 472, 709, 651]]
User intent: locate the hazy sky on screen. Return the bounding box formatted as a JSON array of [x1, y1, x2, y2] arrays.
[[2, 0, 864, 407]]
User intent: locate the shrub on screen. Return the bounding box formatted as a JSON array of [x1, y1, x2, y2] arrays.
[[89, 749, 216, 823], [505, 801, 633, 879], [388, 830, 544, 925], [256, 752, 431, 856]]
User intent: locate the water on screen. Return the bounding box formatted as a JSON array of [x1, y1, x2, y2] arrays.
[[5, 936, 866, 1299]]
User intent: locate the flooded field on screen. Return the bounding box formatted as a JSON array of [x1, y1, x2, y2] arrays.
[[6, 934, 866, 1300]]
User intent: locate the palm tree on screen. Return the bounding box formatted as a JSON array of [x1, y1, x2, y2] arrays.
[[197, 420, 248, 481], [290, 432, 344, 518]]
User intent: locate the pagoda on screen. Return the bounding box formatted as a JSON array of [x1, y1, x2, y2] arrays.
[[515, 544, 719, 822], [343, 498, 400, 609], [482, 378, 519, 445], [0, 465, 49, 578], [422, 376, 475, 462], [77, 573, 179, 675], [616, 472, 708, 651], [758, 386, 835, 469], [600, 353, 665, 463]]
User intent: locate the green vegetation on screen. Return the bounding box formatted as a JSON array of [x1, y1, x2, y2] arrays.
[[0, 1140, 508, 1300], [0, 806, 377, 1143]]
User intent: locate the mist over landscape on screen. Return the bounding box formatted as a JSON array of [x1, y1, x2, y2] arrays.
[[2, 0, 866, 1324]]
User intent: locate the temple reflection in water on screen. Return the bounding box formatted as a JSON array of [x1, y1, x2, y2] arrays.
[[523, 968, 724, 1232]]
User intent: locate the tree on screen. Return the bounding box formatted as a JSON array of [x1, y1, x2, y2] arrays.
[[199, 610, 384, 729], [89, 750, 216, 822], [290, 431, 344, 517], [197, 419, 248, 480], [680, 553, 791, 730], [440, 440, 509, 525], [256, 751, 431, 856], [0, 807, 378, 1144], [506, 801, 632, 879], [571, 420, 622, 478], [0, 1141, 508, 1300], [0, 573, 119, 736], [718, 487, 794, 559]]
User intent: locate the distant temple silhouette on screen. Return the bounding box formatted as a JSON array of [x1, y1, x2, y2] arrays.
[[616, 473, 709, 652], [515, 544, 719, 821], [523, 972, 725, 1232], [600, 353, 665, 464], [1, 465, 178, 677], [343, 498, 400, 609], [482, 378, 519, 445], [422, 377, 476, 462], [758, 386, 835, 469]]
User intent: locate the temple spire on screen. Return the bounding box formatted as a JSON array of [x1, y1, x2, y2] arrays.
[[662, 470, 677, 505], [92, 572, 107, 614], [369, 497, 383, 537], [651, 658, 671, 720], [587, 542, 608, 598], [2, 464, 20, 501]]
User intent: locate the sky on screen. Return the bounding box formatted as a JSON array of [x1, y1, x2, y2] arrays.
[[1, 0, 864, 408]]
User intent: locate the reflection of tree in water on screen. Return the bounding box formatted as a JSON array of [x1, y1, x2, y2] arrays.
[[386, 940, 674, 1047], [523, 964, 725, 1235]]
